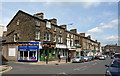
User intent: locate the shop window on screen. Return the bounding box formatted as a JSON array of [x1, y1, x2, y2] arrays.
[[35, 31, 40, 40], [20, 51, 23, 57], [24, 51, 28, 57]]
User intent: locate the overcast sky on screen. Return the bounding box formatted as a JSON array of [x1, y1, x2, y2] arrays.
[[0, 1, 119, 46]]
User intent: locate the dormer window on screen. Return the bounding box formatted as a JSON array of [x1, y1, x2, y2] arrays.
[[35, 20, 40, 26], [17, 19, 20, 25], [46, 21, 51, 28]]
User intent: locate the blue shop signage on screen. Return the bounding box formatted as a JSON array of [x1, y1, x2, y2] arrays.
[[18, 42, 39, 51]]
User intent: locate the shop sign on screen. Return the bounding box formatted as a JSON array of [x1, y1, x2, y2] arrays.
[[56, 44, 66, 48], [18, 42, 39, 51], [42, 43, 55, 48]]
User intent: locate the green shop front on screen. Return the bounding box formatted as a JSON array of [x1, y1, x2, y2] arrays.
[[39, 43, 56, 61]]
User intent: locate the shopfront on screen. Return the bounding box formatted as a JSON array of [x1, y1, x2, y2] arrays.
[[56, 44, 67, 58], [69, 47, 76, 58], [18, 42, 39, 62], [39, 43, 56, 61]]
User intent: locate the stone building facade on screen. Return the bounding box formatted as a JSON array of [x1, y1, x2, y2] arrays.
[[2, 10, 100, 62]]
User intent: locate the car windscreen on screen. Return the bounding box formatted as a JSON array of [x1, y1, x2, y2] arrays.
[[76, 57, 80, 58], [110, 60, 120, 68], [114, 54, 120, 59]]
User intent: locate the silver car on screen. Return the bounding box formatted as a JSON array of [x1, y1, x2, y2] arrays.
[[72, 56, 84, 63], [84, 56, 91, 62]]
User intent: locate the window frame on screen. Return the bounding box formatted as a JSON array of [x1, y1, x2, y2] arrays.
[[35, 31, 40, 40], [35, 20, 40, 26]]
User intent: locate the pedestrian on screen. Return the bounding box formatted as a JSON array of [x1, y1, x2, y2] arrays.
[[66, 56, 68, 63], [58, 54, 61, 62], [45, 56, 48, 64], [68, 55, 71, 62]]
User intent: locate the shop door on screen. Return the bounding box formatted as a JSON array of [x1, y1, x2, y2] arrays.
[[40, 49, 45, 61]]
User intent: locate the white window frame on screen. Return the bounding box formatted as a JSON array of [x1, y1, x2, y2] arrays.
[[53, 35, 56, 42], [46, 21, 51, 28], [58, 36, 62, 43], [9, 48, 16, 56], [17, 19, 20, 25], [44, 32, 51, 41], [35, 20, 40, 26], [35, 31, 40, 40], [14, 34, 16, 42]]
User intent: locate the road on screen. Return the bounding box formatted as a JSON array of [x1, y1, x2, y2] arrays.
[[2, 57, 112, 76]]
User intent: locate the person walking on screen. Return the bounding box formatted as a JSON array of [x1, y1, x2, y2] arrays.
[[45, 56, 48, 64], [58, 54, 61, 62]]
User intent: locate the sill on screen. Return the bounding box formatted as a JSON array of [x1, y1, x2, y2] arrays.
[[35, 40, 40, 41]]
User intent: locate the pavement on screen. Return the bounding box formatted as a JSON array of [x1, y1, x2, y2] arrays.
[[0, 65, 13, 73], [14, 60, 71, 65], [0, 60, 70, 73]]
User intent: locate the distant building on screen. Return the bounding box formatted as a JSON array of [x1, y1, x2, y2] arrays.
[[103, 44, 120, 54], [0, 25, 4, 38]]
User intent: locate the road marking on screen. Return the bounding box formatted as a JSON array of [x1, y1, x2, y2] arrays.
[[73, 66, 87, 71], [92, 63, 97, 65], [58, 72, 67, 74], [80, 67, 88, 71]]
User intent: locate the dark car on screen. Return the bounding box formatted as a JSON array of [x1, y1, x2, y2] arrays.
[[111, 53, 120, 60], [105, 59, 120, 76], [95, 56, 101, 59], [88, 56, 94, 60]]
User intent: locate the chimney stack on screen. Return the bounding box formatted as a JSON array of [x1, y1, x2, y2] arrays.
[[87, 35, 91, 39], [70, 29, 77, 33], [79, 33, 85, 37], [49, 18, 57, 25], [60, 24, 67, 30], [34, 13, 44, 19]]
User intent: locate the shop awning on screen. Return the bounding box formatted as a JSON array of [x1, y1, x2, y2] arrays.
[[92, 50, 96, 52], [75, 46, 81, 48]]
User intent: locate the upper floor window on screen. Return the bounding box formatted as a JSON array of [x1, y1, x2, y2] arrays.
[[35, 20, 40, 26], [46, 21, 51, 28], [35, 31, 40, 40], [44, 32, 51, 41], [60, 31, 62, 34], [53, 34, 56, 42], [58, 35, 62, 43], [13, 33, 19, 42], [54, 28, 56, 32], [17, 19, 20, 25], [67, 34, 69, 37]]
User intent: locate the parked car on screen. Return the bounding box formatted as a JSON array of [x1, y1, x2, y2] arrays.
[[105, 59, 120, 76], [99, 55, 106, 60], [88, 56, 94, 60], [102, 55, 107, 58], [72, 56, 85, 63], [83, 56, 91, 62], [95, 56, 101, 59], [111, 53, 120, 60]]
